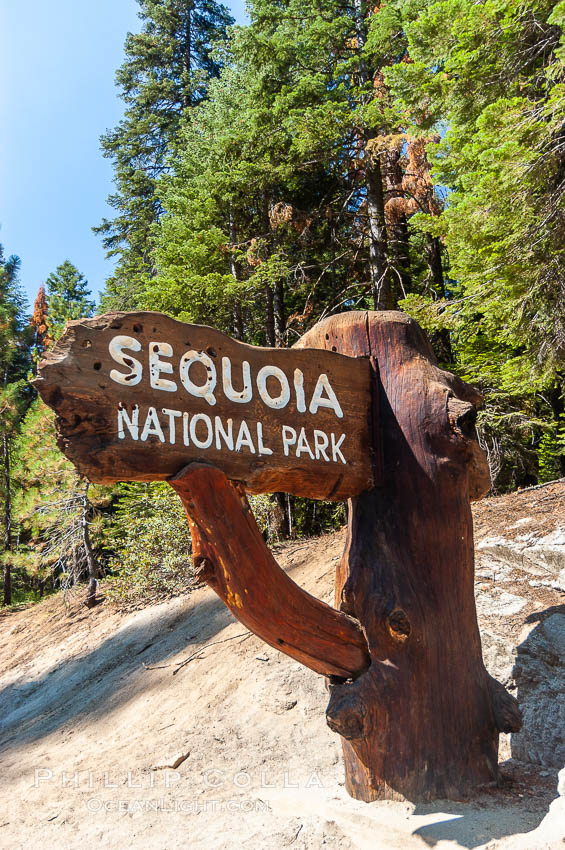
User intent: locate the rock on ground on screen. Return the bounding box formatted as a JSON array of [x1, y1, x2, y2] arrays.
[[473, 481, 565, 768]]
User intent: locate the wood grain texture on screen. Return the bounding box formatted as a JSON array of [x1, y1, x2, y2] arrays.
[[34, 312, 374, 500], [35, 307, 523, 803], [295, 311, 521, 802], [170, 463, 371, 679]]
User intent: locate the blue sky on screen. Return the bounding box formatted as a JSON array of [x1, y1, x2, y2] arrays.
[[1, 0, 246, 309]]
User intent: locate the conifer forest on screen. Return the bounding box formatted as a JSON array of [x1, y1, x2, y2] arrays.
[[2, 0, 565, 606]]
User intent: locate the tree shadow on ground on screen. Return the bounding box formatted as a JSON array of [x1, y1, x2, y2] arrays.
[[411, 764, 560, 848], [511, 604, 565, 768], [0, 553, 330, 756], [0, 589, 235, 753], [412, 602, 565, 848]]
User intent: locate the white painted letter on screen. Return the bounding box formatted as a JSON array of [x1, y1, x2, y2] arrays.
[[183, 412, 190, 446], [296, 427, 314, 459], [257, 365, 291, 409], [215, 416, 234, 451], [281, 425, 297, 456], [235, 420, 256, 453], [256, 422, 273, 455], [117, 404, 139, 440], [313, 429, 330, 461], [179, 350, 217, 406], [222, 357, 252, 403], [331, 433, 346, 464], [149, 342, 177, 392], [162, 408, 182, 444], [189, 413, 213, 449], [294, 369, 306, 413], [109, 335, 142, 386], [140, 407, 165, 442], [309, 374, 343, 418]]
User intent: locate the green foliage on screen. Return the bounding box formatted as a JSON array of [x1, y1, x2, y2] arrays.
[[46, 260, 95, 340], [0, 248, 33, 406], [95, 0, 234, 310], [289, 498, 347, 538], [148, 0, 433, 338], [12, 400, 77, 535], [4, 254, 97, 604], [10, 400, 109, 598], [5, 0, 565, 613], [247, 494, 281, 543], [0, 244, 34, 605], [246, 494, 344, 542], [385, 0, 565, 485], [105, 483, 193, 600], [119, 0, 565, 489], [538, 419, 565, 483]]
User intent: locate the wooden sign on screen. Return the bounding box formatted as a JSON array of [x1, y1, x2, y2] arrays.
[[35, 312, 374, 500]]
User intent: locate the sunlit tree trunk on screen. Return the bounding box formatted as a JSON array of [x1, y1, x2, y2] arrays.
[[2, 434, 12, 606], [82, 484, 98, 608]]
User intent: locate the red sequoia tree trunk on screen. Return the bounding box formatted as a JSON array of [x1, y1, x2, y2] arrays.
[[171, 465, 370, 678], [295, 311, 521, 801], [170, 311, 521, 802]]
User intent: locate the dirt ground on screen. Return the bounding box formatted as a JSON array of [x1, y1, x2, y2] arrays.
[[0, 489, 564, 849], [473, 480, 565, 540]]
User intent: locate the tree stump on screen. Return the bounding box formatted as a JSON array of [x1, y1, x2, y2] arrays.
[[170, 310, 522, 802], [294, 310, 521, 801]]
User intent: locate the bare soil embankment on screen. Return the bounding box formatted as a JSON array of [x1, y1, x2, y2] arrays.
[[0, 484, 564, 849]]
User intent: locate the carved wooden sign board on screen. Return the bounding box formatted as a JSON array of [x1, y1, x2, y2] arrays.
[[35, 308, 524, 805], [35, 312, 375, 500]]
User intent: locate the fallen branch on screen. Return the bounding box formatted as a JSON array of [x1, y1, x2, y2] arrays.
[[172, 632, 252, 676]]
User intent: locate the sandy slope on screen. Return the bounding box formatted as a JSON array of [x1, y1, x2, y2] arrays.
[[0, 495, 564, 850]]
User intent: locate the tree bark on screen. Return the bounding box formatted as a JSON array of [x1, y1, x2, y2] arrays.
[[232, 299, 244, 341], [182, 7, 192, 110], [384, 147, 412, 297], [82, 484, 98, 608], [2, 434, 12, 606], [425, 233, 444, 293], [170, 464, 370, 678], [261, 192, 277, 347], [351, 0, 394, 310], [273, 491, 291, 540], [273, 277, 285, 347], [264, 284, 276, 347], [165, 311, 521, 802], [365, 151, 395, 310], [228, 208, 244, 340], [295, 311, 522, 801]]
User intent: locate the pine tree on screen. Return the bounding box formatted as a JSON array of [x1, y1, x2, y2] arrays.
[[95, 0, 234, 310], [150, 0, 451, 345], [383, 0, 565, 487], [229, 0, 448, 312], [0, 246, 33, 605], [45, 260, 95, 340], [149, 64, 296, 344], [11, 399, 108, 604], [30, 285, 52, 363]]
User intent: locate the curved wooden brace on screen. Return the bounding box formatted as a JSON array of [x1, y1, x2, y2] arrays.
[[169, 463, 371, 679]]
